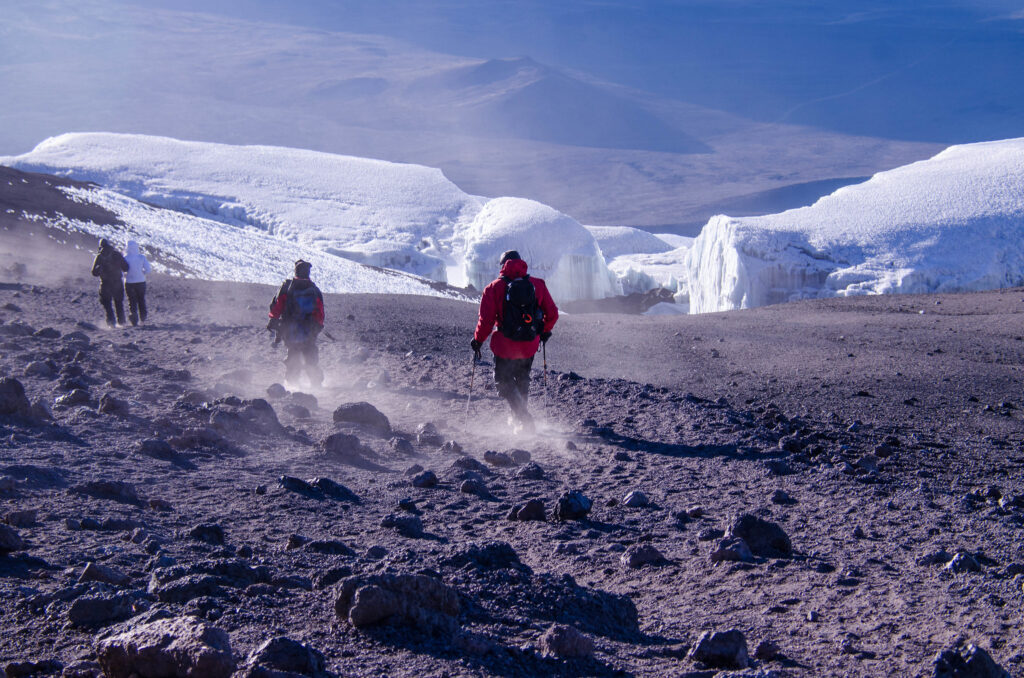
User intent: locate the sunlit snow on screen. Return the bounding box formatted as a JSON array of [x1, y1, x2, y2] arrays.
[[686, 138, 1024, 313]]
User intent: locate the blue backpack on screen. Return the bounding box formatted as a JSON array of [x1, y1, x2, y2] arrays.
[[283, 282, 319, 342]]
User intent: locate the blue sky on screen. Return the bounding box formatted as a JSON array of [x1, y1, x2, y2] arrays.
[[123, 0, 1024, 142]]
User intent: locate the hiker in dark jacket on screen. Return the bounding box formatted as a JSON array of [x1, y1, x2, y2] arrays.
[[472, 250, 558, 434], [90, 238, 129, 328], [268, 260, 325, 387]]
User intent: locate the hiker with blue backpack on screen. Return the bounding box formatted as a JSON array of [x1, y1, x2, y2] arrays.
[[471, 250, 558, 434], [268, 260, 325, 387]]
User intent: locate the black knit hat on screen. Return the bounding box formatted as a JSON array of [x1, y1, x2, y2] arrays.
[[294, 260, 312, 278], [499, 250, 521, 265]]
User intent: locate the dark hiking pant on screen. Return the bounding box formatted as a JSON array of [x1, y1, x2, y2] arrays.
[[125, 282, 147, 325], [99, 279, 126, 327], [494, 356, 534, 419], [284, 340, 323, 387]]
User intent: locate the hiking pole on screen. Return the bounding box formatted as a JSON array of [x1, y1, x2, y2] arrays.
[[463, 356, 477, 433], [542, 341, 549, 410]]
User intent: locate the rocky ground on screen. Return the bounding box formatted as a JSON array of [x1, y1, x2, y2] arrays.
[[1, 232, 1023, 677]]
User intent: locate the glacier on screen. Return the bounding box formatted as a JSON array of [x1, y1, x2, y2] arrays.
[[686, 137, 1024, 313], [2, 133, 619, 302]]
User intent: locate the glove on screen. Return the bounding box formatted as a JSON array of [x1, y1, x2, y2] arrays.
[[540, 331, 552, 344], [470, 339, 482, 361], [267, 317, 281, 332]]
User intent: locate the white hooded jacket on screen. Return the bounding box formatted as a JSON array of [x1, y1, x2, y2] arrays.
[[124, 241, 152, 284]]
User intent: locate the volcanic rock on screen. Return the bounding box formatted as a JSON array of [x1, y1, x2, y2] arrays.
[[483, 450, 515, 467], [710, 537, 753, 563], [0, 377, 32, 417], [244, 636, 328, 677], [335, 573, 460, 634], [416, 422, 443, 446], [68, 593, 135, 627], [380, 514, 424, 538], [95, 616, 235, 678], [945, 552, 982, 574], [189, 523, 226, 545], [727, 513, 792, 557], [0, 524, 25, 554], [332, 402, 390, 436], [932, 642, 1010, 678], [71, 480, 140, 504], [688, 629, 749, 669], [515, 463, 545, 480], [508, 499, 546, 522], [265, 383, 287, 399], [308, 477, 359, 502], [98, 393, 130, 416], [135, 438, 180, 462], [622, 490, 649, 508], [620, 544, 667, 568], [318, 432, 366, 464], [80, 562, 132, 587], [411, 471, 438, 488], [388, 436, 415, 456], [539, 624, 595, 659], [554, 491, 592, 521], [5, 509, 35, 527]]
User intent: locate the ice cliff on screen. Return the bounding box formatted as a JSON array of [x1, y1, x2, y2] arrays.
[[686, 137, 1024, 313]]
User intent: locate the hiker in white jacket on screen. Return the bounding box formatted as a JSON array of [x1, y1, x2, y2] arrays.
[[123, 240, 152, 326]]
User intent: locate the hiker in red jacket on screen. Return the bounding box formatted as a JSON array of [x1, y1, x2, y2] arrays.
[[471, 250, 558, 434], [268, 260, 326, 387]]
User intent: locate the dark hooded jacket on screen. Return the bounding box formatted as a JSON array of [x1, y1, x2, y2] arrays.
[[473, 258, 558, 359], [91, 241, 129, 285]]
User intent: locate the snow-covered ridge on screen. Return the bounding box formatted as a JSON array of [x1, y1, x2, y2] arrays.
[[1, 133, 625, 302], [686, 137, 1024, 313]]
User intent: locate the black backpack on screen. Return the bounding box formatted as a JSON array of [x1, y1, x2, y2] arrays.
[[500, 275, 543, 341]]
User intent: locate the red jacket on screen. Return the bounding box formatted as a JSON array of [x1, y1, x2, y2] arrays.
[[269, 277, 325, 326], [474, 259, 558, 359]]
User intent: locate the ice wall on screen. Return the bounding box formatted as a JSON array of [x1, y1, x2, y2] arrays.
[[686, 137, 1024, 313], [464, 198, 619, 302]]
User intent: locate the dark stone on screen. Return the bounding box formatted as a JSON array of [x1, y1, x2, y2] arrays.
[[332, 402, 391, 436], [318, 432, 366, 463], [416, 422, 444, 446], [334, 573, 460, 635], [443, 541, 525, 572], [67, 593, 134, 627], [688, 629, 749, 669], [539, 624, 594, 658], [411, 471, 438, 489], [279, 475, 321, 498], [0, 377, 32, 417], [96, 616, 235, 678], [508, 449, 532, 464], [509, 499, 546, 521], [483, 450, 515, 467], [305, 540, 355, 556], [381, 514, 424, 538], [265, 383, 287, 399], [554, 490, 592, 521], [308, 477, 359, 502], [933, 642, 1010, 678], [515, 463, 545, 480], [98, 393, 130, 416], [388, 437, 415, 456], [136, 438, 179, 461], [150, 574, 228, 603], [771, 489, 797, 505], [245, 637, 328, 677], [71, 480, 140, 504], [0, 524, 25, 554], [190, 523, 226, 545], [727, 514, 792, 557]]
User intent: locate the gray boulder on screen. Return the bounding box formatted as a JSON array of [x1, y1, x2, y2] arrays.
[[334, 574, 460, 635], [688, 629, 749, 669], [95, 616, 235, 678], [727, 513, 792, 557], [620, 544, 667, 569], [933, 642, 1010, 678], [0, 377, 32, 417], [554, 490, 592, 521], [0, 524, 25, 554], [244, 636, 328, 677], [539, 624, 594, 659], [332, 402, 391, 436]]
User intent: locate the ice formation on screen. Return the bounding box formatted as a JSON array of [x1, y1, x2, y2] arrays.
[[686, 137, 1024, 313], [3, 133, 623, 302], [465, 198, 619, 301], [586, 225, 692, 305]]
